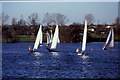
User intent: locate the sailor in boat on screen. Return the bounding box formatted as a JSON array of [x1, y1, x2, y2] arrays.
[[39, 43, 42, 47], [46, 43, 51, 47], [46, 43, 49, 47], [28, 46, 33, 53], [76, 48, 80, 53]]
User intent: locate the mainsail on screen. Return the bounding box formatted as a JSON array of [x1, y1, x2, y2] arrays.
[[50, 30, 53, 43], [81, 20, 87, 52], [109, 26, 114, 48], [58, 37, 60, 43], [50, 25, 59, 49], [50, 29, 60, 43], [33, 25, 42, 50], [102, 26, 114, 50], [105, 28, 112, 45], [46, 31, 51, 44]]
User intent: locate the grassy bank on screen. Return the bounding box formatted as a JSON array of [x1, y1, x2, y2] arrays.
[[2, 24, 120, 43], [2, 35, 35, 43], [2, 34, 120, 43]]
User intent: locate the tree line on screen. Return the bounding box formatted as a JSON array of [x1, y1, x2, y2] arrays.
[[2, 12, 70, 26], [2, 12, 97, 26], [1, 12, 120, 43]]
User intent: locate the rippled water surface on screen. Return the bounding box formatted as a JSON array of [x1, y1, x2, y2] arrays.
[[2, 42, 120, 79]]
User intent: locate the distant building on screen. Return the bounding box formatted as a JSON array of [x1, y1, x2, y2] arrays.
[[88, 28, 95, 32]]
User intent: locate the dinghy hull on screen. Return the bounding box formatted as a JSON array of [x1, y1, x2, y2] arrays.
[[47, 48, 57, 52]]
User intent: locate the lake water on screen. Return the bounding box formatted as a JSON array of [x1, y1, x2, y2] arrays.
[[2, 42, 120, 79]]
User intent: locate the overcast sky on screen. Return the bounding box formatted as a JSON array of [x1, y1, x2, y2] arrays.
[[1, 2, 118, 25]]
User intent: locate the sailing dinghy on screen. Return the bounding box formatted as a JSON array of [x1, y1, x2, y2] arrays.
[[29, 25, 43, 52], [76, 21, 87, 56], [102, 26, 114, 50], [49, 29, 60, 43], [47, 25, 59, 52]]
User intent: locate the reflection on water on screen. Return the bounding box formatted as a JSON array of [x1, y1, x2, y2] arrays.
[[82, 54, 89, 60], [34, 52, 43, 58], [51, 52, 59, 58], [2, 42, 120, 79]]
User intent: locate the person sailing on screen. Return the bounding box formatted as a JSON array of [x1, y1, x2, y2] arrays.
[[76, 48, 80, 53], [28, 45, 33, 53]]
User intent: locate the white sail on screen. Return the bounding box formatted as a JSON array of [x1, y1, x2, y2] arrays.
[[58, 37, 60, 43], [46, 31, 51, 44], [50, 29, 60, 43], [50, 25, 59, 49], [81, 20, 87, 51], [105, 28, 112, 45], [39, 25, 42, 44], [50, 30, 53, 43], [102, 26, 114, 50], [33, 25, 42, 50], [109, 26, 114, 48]]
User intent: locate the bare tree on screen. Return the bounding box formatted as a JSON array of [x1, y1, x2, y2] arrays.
[[12, 18, 17, 26], [115, 17, 120, 25], [84, 14, 94, 25], [2, 12, 9, 26], [52, 13, 69, 26], [18, 15, 26, 26], [42, 12, 53, 26], [42, 12, 69, 26], [28, 13, 39, 26]]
